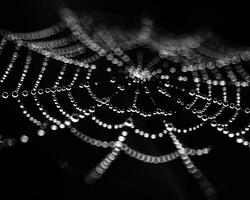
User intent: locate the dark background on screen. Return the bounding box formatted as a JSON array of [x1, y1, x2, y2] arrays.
[[0, 1, 250, 200]]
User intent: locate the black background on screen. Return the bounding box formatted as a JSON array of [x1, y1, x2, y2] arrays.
[[0, 1, 250, 200]]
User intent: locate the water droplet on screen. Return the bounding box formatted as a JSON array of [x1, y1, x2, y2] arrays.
[[189, 90, 195, 96], [20, 135, 29, 143], [211, 120, 217, 127], [37, 129, 46, 136], [71, 113, 80, 123], [2, 92, 9, 99], [106, 67, 112, 72], [38, 89, 44, 95], [51, 124, 58, 131], [12, 91, 19, 98], [22, 90, 29, 97]]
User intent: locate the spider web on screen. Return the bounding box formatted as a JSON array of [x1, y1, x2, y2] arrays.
[[1, 6, 250, 200]]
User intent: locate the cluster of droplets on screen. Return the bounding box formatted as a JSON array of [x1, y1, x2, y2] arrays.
[[2, 8, 250, 200]]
